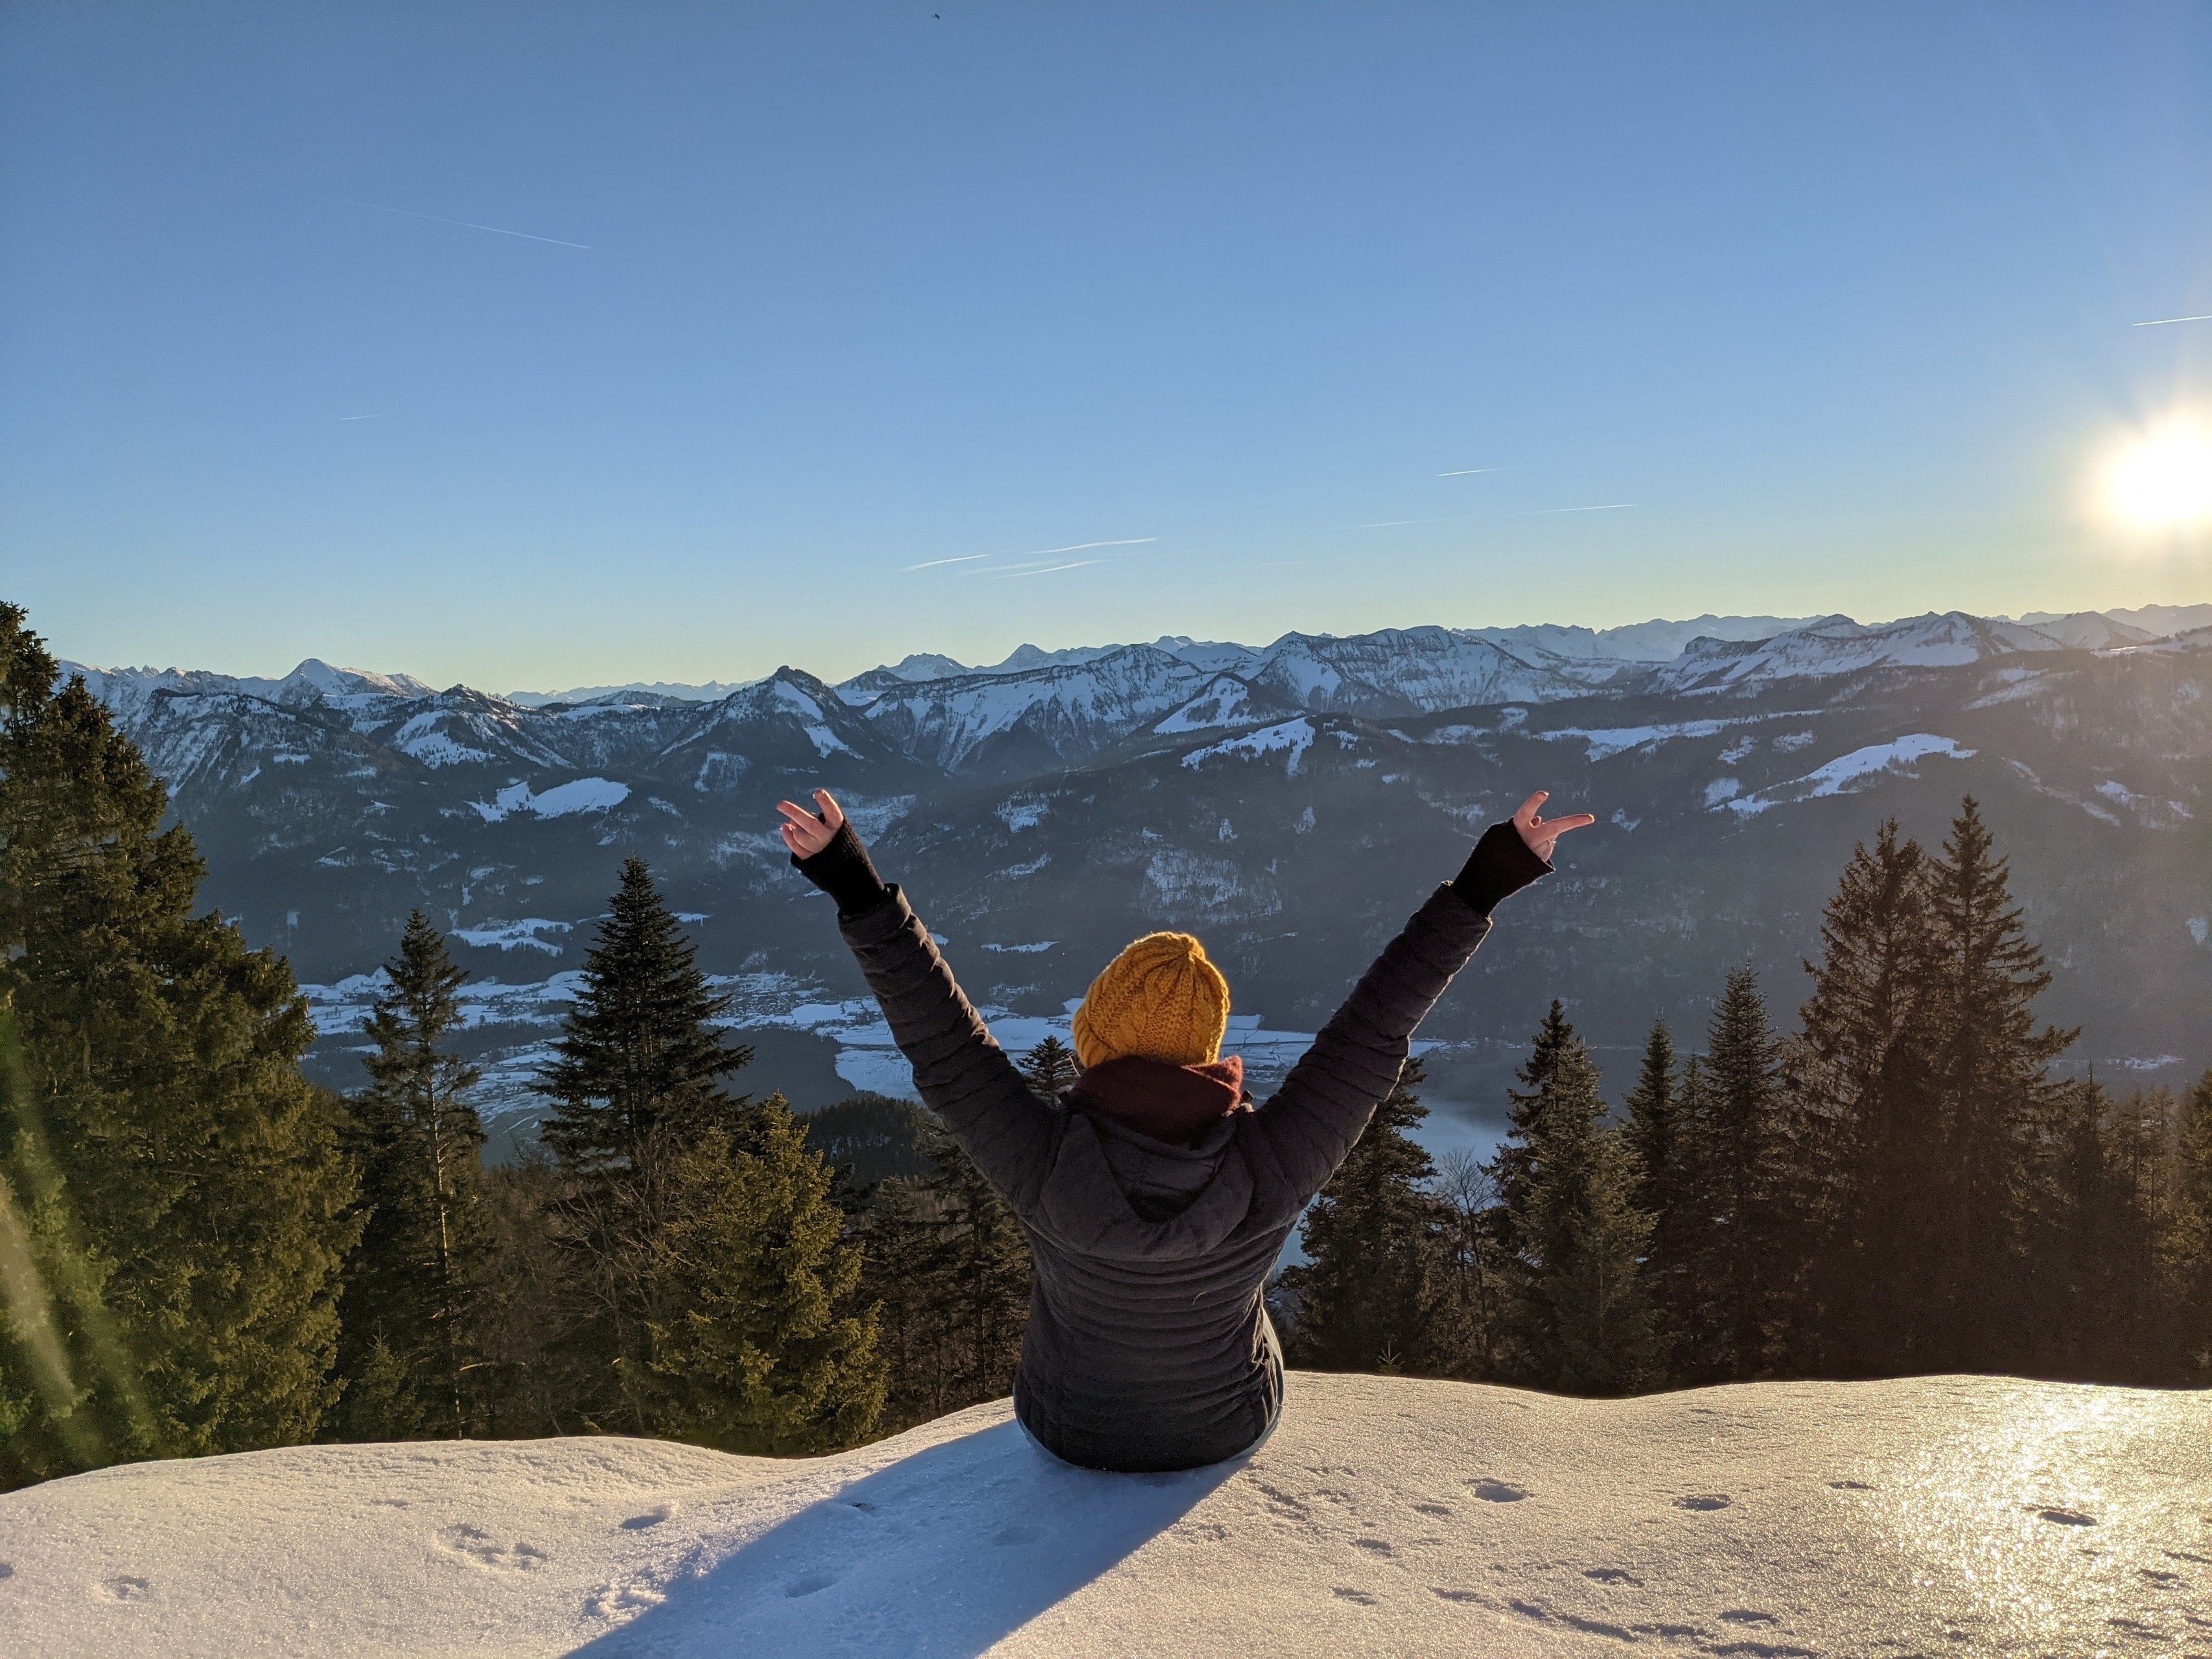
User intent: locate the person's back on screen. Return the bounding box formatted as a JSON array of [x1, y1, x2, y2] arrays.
[[776, 787, 1590, 1472]]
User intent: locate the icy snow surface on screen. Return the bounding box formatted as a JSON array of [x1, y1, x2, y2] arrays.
[[5, 1373, 2207, 1657]]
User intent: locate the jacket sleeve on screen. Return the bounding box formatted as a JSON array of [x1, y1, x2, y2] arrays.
[[837, 887, 1058, 1215], [1249, 886, 1495, 1209]]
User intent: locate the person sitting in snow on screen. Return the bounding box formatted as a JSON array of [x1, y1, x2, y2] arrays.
[[776, 787, 1592, 1473]]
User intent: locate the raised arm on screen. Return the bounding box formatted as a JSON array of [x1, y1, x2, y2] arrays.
[[780, 790, 1057, 1213], [1250, 792, 1592, 1209]]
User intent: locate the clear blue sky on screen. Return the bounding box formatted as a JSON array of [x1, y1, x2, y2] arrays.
[[5, 2, 2209, 690]]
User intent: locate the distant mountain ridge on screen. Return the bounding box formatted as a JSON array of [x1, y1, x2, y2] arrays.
[[56, 601, 2212, 1131], [454, 605, 2212, 708]]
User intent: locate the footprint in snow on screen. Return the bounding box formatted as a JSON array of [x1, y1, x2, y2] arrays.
[[2032, 1506, 2098, 1527], [620, 1505, 677, 1531], [1413, 1503, 1452, 1518], [1722, 1608, 1780, 1625], [100, 1576, 152, 1601], [1583, 1568, 1642, 1586], [584, 1581, 666, 1619], [1470, 1479, 1526, 1503], [0, 1562, 12, 1581], [1331, 1586, 1377, 1605], [1826, 1479, 1874, 1491], [437, 1523, 549, 1570], [1351, 1537, 1393, 1555], [992, 1524, 1042, 1547], [784, 1572, 841, 1599], [1673, 1494, 1732, 1512]]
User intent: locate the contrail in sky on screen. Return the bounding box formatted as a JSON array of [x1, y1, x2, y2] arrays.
[[1438, 468, 1496, 476], [2132, 314, 2212, 327], [1355, 519, 1438, 529], [1006, 560, 1105, 577], [1530, 502, 1637, 515], [323, 194, 591, 249], [1011, 536, 1157, 558], [337, 415, 379, 422], [922, 535, 1157, 575]]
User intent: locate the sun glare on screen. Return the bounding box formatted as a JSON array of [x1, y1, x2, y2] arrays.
[[2102, 417, 2212, 532]]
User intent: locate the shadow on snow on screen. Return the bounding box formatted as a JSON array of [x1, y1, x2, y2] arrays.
[[566, 1419, 1239, 1658]]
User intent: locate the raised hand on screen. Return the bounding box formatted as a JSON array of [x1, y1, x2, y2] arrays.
[[776, 788, 846, 859], [1512, 790, 1596, 861]]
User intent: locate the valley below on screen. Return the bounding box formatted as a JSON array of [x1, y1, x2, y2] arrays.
[[69, 606, 2212, 1143]]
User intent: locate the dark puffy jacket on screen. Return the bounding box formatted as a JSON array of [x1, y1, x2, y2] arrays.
[[835, 878, 1511, 1473]]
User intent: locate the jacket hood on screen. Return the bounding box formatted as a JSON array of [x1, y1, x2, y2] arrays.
[[1064, 1054, 1248, 1146]]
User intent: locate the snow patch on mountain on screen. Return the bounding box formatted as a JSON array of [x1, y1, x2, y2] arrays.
[[1536, 717, 1762, 762], [471, 778, 632, 822], [1725, 734, 1976, 816], [390, 711, 496, 768], [1181, 718, 1316, 776], [2095, 778, 2195, 830], [451, 918, 576, 955]]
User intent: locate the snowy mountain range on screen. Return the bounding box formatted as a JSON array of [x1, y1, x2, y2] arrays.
[[62, 604, 2212, 1130]]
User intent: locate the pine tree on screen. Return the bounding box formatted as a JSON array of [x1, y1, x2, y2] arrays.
[[918, 1122, 1032, 1404], [537, 857, 752, 1179], [854, 1174, 960, 1430], [1277, 1059, 1444, 1373], [533, 857, 752, 1430], [1673, 968, 1793, 1382], [1496, 1018, 1655, 1393], [1018, 1036, 1080, 1104], [1491, 1001, 1577, 1263], [1789, 821, 1942, 1374], [1622, 1021, 1677, 1221], [1644, 1054, 1708, 1367], [472, 1148, 570, 1437], [0, 603, 357, 1483], [846, 1111, 1034, 1432], [2168, 1071, 2212, 1382], [1621, 1020, 1685, 1376], [2023, 1079, 2168, 1382], [1426, 1149, 1509, 1381], [333, 912, 496, 1439], [637, 1100, 885, 1453], [1921, 798, 2074, 1369]]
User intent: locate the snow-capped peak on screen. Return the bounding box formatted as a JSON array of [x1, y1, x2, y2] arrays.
[[1651, 611, 2069, 692]]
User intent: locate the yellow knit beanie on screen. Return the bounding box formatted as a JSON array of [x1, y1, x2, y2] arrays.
[[1071, 931, 1231, 1070]]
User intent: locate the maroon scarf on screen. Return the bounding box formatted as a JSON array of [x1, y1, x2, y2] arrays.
[[1065, 1054, 1248, 1146]]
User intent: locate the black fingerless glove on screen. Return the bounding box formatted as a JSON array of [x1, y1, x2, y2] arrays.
[[1451, 820, 1553, 916], [791, 820, 893, 918]]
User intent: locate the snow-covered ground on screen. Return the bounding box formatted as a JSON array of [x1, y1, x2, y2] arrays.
[[4, 1373, 2205, 1657]]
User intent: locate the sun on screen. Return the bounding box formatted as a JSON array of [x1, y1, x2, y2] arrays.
[[2102, 416, 2212, 531]]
